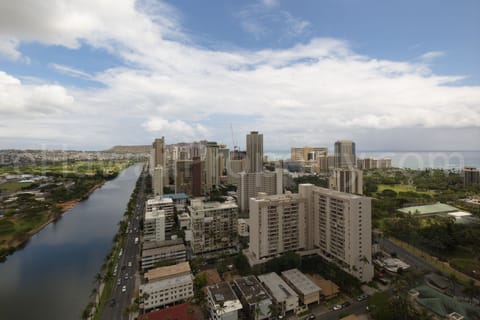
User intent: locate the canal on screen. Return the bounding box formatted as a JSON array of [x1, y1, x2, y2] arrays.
[[0, 163, 142, 320]]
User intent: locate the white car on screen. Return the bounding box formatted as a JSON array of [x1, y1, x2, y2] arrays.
[[122, 285, 126, 293], [332, 304, 342, 311]]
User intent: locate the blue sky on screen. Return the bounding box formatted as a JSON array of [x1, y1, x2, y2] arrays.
[[0, 0, 479, 151]]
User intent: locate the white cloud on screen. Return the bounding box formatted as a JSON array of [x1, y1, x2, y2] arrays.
[[261, 0, 279, 8], [0, 1, 479, 150], [0, 36, 29, 63], [237, 3, 311, 40], [419, 51, 445, 62], [0, 71, 74, 116], [142, 117, 210, 141]]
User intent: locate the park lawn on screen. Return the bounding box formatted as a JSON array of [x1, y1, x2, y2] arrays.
[[377, 184, 435, 195], [0, 160, 131, 176], [450, 258, 480, 279], [0, 182, 33, 191]]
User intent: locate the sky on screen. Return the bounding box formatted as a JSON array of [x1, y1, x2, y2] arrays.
[[0, 0, 479, 151]]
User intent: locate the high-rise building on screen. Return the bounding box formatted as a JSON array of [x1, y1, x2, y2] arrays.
[[291, 147, 328, 161], [238, 171, 282, 211], [144, 209, 166, 242], [464, 167, 480, 186], [152, 137, 165, 168], [247, 185, 374, 282], [249, 193, 307, 259], [329, 168, 363, 195], [334, 140, 356, 168], [299, 184, 373, 282], [146, 197, 175, 236], [152, 166, 163, 196], [246, 131, 263, 173], [317, 154, 335, 173], [205, 142, 219, 192], [175, 159, 206, 196], [188, 200, 238, 254]]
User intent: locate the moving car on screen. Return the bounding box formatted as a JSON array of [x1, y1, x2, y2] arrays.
[[121, 285, 126, 293]]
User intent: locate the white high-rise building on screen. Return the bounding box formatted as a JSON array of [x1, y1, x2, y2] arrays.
[[146, 197, 174, 235], [144, 209, 165, 242], [248, 184, 374, 282], [249, 193, 307, 260], [205, 141, 219, 192], [329, 167, 363, 195], [188, 200, 238, 254], [299, 184, 373, 282]]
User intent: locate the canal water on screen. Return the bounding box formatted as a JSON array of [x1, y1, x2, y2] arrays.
[[0, 163, 142, 320]]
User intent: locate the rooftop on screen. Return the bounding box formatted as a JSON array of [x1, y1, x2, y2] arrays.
[[144, 261, 191, 282], [142, 239, 184, 250], [141, 243, 186, 258], [146, 196, 173, 206], [145, 208, 165, 221], [163, 193, 189, 200], [301, 184, 365, 200], [234, 276, 272, 304], [281, 269, 321, 296], [398, 203, 459, 215], [138, 302, 201, 320], [257, 272, 298, 303], [207, 282, 239, 304]]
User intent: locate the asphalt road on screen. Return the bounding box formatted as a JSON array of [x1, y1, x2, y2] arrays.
[[376, 236, 437, 273], [306, 299, 368, 320], [101, 169, 146, 320]]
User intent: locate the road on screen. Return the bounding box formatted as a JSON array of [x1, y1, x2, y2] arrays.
[[294, 299, 368, 320], [376, 236, 437, 273], [101, 168, 147, 320]]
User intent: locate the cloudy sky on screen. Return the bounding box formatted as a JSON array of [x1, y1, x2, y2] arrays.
[[0, 0, 479, 151]]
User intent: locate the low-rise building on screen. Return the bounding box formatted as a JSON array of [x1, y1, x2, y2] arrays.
[[141, 239, 187, 270], [206, 282, 243, 320], [281, 269, 320, 305], [257, 272, 299, 316], [140, 262, 194, 311], [233, 276, 273, 320]]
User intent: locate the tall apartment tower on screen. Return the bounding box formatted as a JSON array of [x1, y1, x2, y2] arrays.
[[205, 142, 219, 192], [299, 184, 373, 282], [329, 168, 363, 195], [464, 167, 480, 186], [152, 137, 165, 167], [249, 193, 307, 259], [246, 131, 263, 173], [334, 140, 356, 168], [247, 184, 374, 282]]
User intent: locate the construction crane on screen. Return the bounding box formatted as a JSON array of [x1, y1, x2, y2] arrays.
[[230, 123, 238, 152]]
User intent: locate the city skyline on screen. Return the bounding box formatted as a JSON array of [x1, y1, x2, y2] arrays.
[[0, 1, 479, 151]]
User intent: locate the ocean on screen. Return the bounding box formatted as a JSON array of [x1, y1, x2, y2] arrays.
[[265, 151, 480, 170]]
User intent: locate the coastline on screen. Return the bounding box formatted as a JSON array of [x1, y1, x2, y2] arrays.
[[0, 181, 106, 261]]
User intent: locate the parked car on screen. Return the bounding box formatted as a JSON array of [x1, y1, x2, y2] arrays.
[[332, 304, 342, 311], [341, 301, 351, 308], [357, 294, 368, 301]]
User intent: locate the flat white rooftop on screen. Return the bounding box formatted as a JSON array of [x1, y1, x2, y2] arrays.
[[281, 269, 321, 296], [257, 272, 298, 303]]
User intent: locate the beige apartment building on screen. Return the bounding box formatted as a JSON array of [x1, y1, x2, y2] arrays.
[[328, 167, 363, 195], [188, 200, 238, 254], [291, 147, 328, 161], [299, 184, 373, 282], [248, 184, 374, 282], [249, 193, 307, 260], [145, 197, 174, 235], [140, 262, 194, 311]]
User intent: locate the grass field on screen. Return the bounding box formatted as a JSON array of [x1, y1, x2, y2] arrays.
[[0, 182, 33, 191], [377, 184, 435, 195], [0, 160, 131, 176]]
